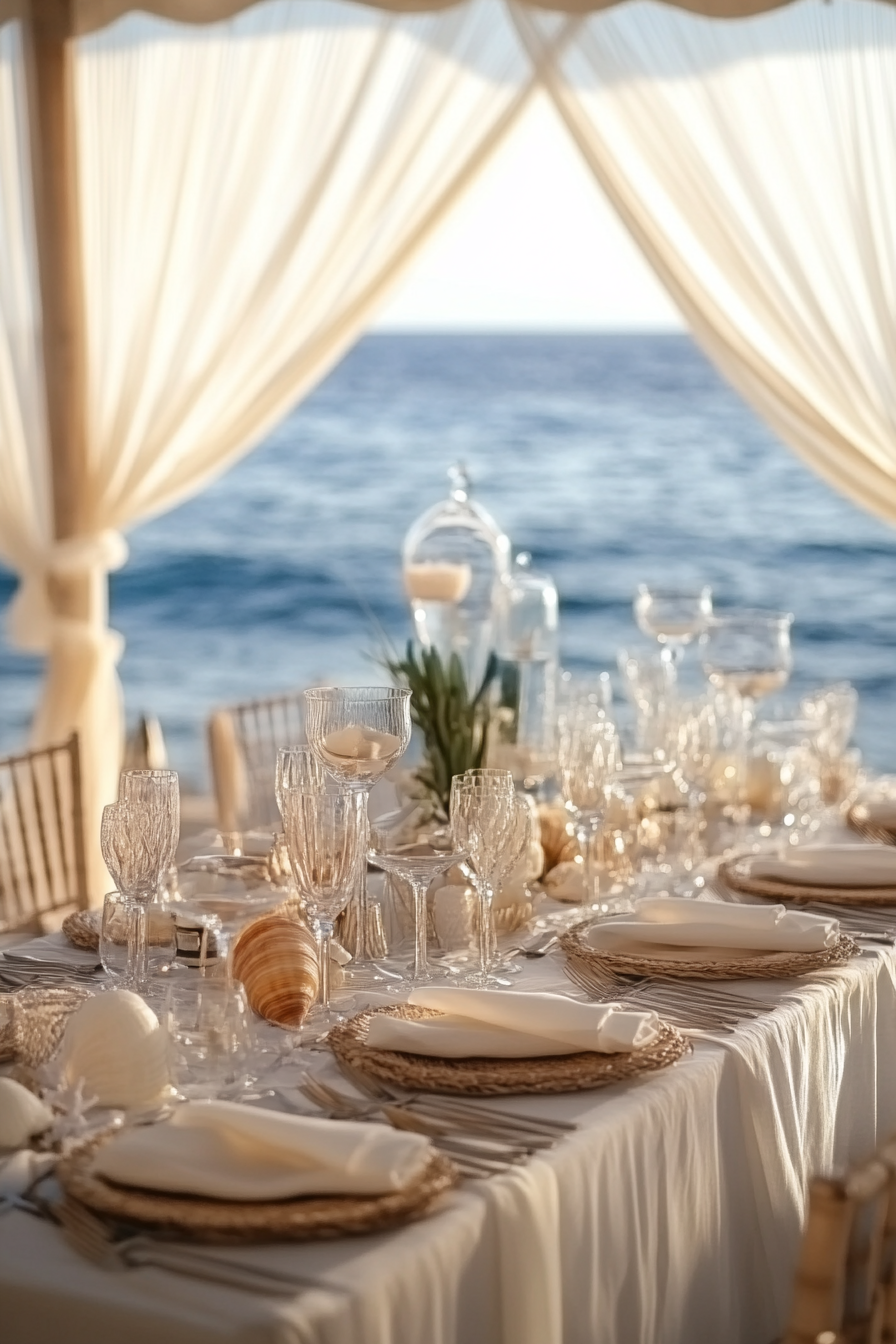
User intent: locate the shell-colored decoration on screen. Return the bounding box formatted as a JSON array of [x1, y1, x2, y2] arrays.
[[232, 914, 319, 1029], [0, 1077, 54, 1149], [60, 990, 169, 1110], [537, 804, 579, 874], [541, 857, 586, 903]]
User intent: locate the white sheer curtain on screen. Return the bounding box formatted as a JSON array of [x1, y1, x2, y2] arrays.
[[0, 0, 537, 889], [513, 0, 896, 525]]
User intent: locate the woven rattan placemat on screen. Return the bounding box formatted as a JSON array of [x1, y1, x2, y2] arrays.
[[561, 921, 857, 981], [718, 855, 896, 907], [57, 1144, 457, 1244], [328, 1003, 689, 1096]]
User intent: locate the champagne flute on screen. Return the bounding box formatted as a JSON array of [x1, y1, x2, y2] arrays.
[[634, 585, 713, 658], [101, 799, 176, 992], [304, 687, 411, 979], [275, 747, 324, 819], [283, 788, 365, 1030], [558, 718, 621, 913], [450, 779, 516, 985]]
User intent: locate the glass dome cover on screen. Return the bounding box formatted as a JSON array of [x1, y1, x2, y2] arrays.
[[402, 463, 510, 685]]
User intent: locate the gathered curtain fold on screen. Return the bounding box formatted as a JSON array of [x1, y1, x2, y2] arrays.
[[511, 0, 896, 527], [0, 0, 537, 892]]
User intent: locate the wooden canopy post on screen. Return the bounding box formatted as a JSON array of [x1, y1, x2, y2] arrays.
[[21, 1, 112, 900], [24, 0, 89, 567]]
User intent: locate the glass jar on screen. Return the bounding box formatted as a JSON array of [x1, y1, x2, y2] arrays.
[[402, 463, 510, 688], [490, 554, 560, 790]]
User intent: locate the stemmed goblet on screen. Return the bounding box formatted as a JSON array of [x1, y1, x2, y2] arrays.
[[699, 611, 794, 717], [304, 688, 412, 979], [634, 585, 713, 660], [558, 718, 621, 913], [283, 787, 366, 1030], [367, 828, 467, 984]]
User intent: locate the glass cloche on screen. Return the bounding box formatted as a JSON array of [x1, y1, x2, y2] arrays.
[[402, 463, 511, 687]]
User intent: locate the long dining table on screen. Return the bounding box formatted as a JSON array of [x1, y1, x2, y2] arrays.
[[3, 911, 896, 1344]]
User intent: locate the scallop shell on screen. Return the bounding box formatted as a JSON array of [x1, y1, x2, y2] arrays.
[[232, 914, 319, 1029], [61, 990, 169, 1110], [0, 1077, 54, 1149]]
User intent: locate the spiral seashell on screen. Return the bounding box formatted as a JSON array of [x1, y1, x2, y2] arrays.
[[232, 914, 319, 1029], [61, 990, 169, 1110]]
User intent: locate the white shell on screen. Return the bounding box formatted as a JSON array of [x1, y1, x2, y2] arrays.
[[61, 989, 169, 1110], [0, 1078, 54, 1149]]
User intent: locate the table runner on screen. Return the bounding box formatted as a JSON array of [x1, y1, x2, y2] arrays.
[[3, 947, 896, 1344]]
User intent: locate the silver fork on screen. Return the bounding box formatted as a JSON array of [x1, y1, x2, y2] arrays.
[[332, 1056, 576, 1138], [298, 1079, 508, 1178], [57, 1198, 336, 1296], [564, 959, 739, 1032], [300, 1076, 539, 1169]]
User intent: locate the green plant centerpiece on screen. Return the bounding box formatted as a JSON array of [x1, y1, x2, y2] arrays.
[[386, 641, 498, 820]]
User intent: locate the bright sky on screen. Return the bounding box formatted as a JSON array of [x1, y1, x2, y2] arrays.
[[376, 91, 684, 332]]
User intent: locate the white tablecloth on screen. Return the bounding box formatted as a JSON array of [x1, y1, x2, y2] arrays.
[[3, 946, 896, 1344]]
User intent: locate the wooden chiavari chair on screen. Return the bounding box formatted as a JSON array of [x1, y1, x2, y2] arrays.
[[207, 690, 306, 833], [784, 1135, 896, 1344], [0, 733, 89, 938]]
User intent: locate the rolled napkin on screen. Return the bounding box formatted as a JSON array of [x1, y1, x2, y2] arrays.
[[91, 1099, 432, 1201], [586, 897, 838, 954], [364, 987, 659, 1058], [746, 844, 896, 888]]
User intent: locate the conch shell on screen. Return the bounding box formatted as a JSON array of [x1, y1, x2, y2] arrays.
[[60, 990, 169, 1110], [232, 914, 319, 1029]]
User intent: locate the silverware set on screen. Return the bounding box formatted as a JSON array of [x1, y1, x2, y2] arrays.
[[564, 956, 775, 1033], [1, 1168, 340, 1297], [0, 955, 101, 989], [296, 1060, 575, 1180]]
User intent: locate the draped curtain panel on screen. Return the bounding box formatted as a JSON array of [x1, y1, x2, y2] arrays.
[[0, 0, 536, 892], [512, 0, 896, 526]]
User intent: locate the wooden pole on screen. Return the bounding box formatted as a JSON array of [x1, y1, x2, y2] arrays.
[[23, 0, 89, 573]]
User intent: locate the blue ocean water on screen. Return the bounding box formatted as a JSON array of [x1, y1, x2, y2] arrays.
[[0, 332, 894, 789]]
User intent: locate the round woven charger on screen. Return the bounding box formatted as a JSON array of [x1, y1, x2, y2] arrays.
[[561, 922, 857, 981], [718, 855, 896, 908], [847, 805, 896, 847], [56, 1145, 457, 1244], [327, 1004, 689, 1096], [62, 909, 100, 952]]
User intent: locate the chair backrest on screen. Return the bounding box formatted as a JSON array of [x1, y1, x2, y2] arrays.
[[0, 733, 89, 935], [207, 690, 306, 833], [784, 1135, 896, 1344]]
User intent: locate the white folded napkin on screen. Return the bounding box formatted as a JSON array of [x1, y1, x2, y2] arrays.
[[364, 987, 659, 1058], [91, 1099, 432, 1201], [746, 844, 896, 889], [587, 897, 838, 954]]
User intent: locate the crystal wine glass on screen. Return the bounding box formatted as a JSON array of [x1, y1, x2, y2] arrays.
[[283, 788, 365, 1030], [558, 718, 621, 912], [699, 611, 794, 715], [101, 798, 177, 992], [634, 585, 713, 658], [304, 687, 412, 978]]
